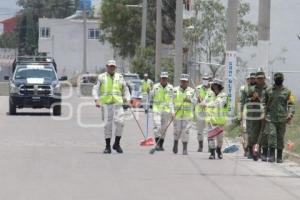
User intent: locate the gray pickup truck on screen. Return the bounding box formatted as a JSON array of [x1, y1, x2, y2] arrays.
[[7, 56, 67, 115]]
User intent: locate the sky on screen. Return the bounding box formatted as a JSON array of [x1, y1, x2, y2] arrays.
[[239, 0, 300, 97]]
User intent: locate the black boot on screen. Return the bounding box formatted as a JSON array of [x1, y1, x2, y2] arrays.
[[172, 140, 178, 154], [158, 139, 164, 151], [209, 149, 216, 159], [261, 148, 268, 162], [182, 142, 188, 155], [247, 147, 253, 159], [244, 147, 249, 157], [155, 137, 159, 144], [268, 148, 275, 163], [277, 149, 283, 163], [112, 136, 123, 153], [197, 141, 203, 152], [103, 138, 111, 154], [216, 147, 223, 159]]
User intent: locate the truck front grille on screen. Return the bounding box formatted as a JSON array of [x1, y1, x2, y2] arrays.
[[20, 85, 52, 96]]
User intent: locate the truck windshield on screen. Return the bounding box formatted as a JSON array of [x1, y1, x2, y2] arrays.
[[123, 74, 139, 82], [14, 65, 57, 81]]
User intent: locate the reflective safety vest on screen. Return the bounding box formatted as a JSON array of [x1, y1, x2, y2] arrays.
[[205, 92, 229, 125], [99, 73, 124, 105], [174, 86, 194, 119], [195, 85, 213, 113], [141, 79, 152, 94], [152, 83, 173, 113]]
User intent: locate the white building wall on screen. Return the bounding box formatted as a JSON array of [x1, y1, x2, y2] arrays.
[[38, 18, 114, 77]]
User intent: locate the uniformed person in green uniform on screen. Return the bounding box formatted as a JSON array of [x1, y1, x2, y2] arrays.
[[262, 72, 295, 163], [246, 71, 268, 160], [239, 72, 256, 157]]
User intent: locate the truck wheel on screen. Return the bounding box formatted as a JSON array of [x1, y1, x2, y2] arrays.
[[9, 100, 16, 115], [53, 104, 61, 116]]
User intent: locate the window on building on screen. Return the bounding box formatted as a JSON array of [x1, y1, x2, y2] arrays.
[[39, 27, 50, 38], [88, 28, 100, 40]]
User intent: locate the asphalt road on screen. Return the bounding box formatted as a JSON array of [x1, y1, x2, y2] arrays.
[[1, 90, 300, 200]]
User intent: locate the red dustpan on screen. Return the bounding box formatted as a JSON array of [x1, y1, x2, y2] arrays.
[[140, 137, 155, 146], [207, 126, 224, 139], [129, 107, 154, 146]]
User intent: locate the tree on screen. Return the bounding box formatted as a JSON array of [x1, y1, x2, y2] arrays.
[[17, 0, 76, 18], [184, 0, 257, 78], [100, 0, 176, 58], [100, 0, 142, 58], [131, 46, 155, 79], [0, 32, 18, 49]]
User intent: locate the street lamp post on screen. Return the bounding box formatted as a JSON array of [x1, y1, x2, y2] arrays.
[[126, 0, 147, 48], [82, 1, 87, 74]]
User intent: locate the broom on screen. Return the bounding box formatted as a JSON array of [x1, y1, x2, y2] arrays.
[[129, 106, 154, 146], [149, 103, 184, 154]]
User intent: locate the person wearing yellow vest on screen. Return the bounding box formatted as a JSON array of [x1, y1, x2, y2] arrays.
[[141, 73, 153, 110], [172, 74, 195, 155], [150, 71, 174, 151], [92, 60, 131, 154], [194, 74, 213, 152], [203, 79, 228, 159]]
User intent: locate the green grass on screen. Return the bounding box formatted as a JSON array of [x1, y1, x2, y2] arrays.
[[227, 101, 300, 154], [286, 102, 300, 154], [225, 119, 241, 138]]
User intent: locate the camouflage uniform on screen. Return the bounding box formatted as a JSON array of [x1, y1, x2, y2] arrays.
[[239, 73, 256, 156], [246, 72, 268, 159], [263, 72, 295, 163]]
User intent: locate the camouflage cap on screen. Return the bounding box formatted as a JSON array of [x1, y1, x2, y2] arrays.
[[160, 71, 169, 78], [250, 72, 256, 78], [106, 59, 117, 67], [180, 73, 189, 81], [256, 71, 266, 78], [246, 72, 256, 79], [212, 78, 224, 86], [274, 72, 284, 79], [202, 73, 211, 80]]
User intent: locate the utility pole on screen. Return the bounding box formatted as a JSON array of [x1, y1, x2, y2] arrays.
[[155, 0, 162, 82], [82, 0, 87, 74], [225, 0, 239, 119], [141, 0, 147, 48], [51, 35, 54, 58], [257, 0, 271, 79], [174, 0, 183, 86]]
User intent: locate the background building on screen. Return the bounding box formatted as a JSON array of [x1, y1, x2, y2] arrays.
[[38, 17, 114, 77], [0, 17, 17, 34]]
